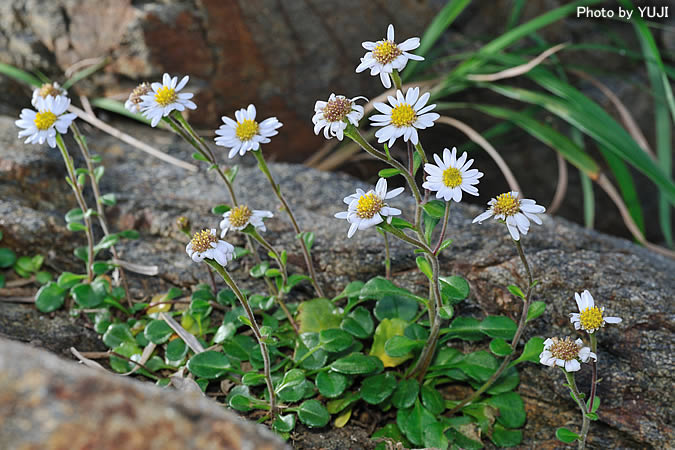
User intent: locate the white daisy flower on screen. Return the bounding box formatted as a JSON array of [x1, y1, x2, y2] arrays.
[[539, 337, 596, 372], [355, 24, 424, 89], [335, 178, 404, 238], [186, 229, 235, 267], [31, 82, 67, 107], [570, 290, 622, 334], [219, 205, 273, 237], [472, 191, 546, 241], [139, 73, 196, 127], [214, 104, 283, 158], [370, 87, 439, 148], [312, 94, 366, 141], [422, 147, 484, 202], [15, 95, 77, 148], [124, 82, 152, 113]]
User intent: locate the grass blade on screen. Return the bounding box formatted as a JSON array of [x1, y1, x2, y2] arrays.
[[571, 131, 595, 229], [0, 62, 42, 87], [89, 97, 153, 125], [599, 146, 645, 236]]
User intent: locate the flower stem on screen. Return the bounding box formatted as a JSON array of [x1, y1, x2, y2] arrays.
[[70, 122, 131, 305], [446, 238, 535, 415], [205, 259, 277, 419], [251, 150, 325, 298], [564, 369, 591, 450], [588, 333, 598, 413], [382, 231, 391, 279], [433, 202, 451, 255], [55, 134, 94, 281], [392, 70, 403, 91]]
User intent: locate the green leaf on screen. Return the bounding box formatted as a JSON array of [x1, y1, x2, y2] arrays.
[[297, 399, 330, 428], [587, 396, 601, 413], [70, 282, 104, 308], [378, 168, 401, 178], [249, 261, 269, 278], [507, 284, 525, 299], [67, 222, 87, 232], [0, 62, 43, 87], [241, 372, 266, 386], [392, 378, 419, 409], [65, 208, 84, 223], [211, 204, 230, 215], [92, 261, 114, 275], [360, 372, 396, 405], [213, 322, 237, 344], [486, 391, 526, 428], [320, 328, 354, 353], [15, 256, 36, 274], [192, 152, 209, 162], [389, 217, 415, 230], [480, 315, 517, 340], [276, 369, 307, 403], [487, 366, 520, 395], [144, 319, 174, 344], [102, 323, 135, 348], [273, 414, 296, 433], [361, 276, 426, 308], [118, 230, 139, 239], [94, 234, 119, 253], [330, 353, 383, 375], [458, 350, 499, 382], [510, 336, 545, 367], [384, 336, 422, 358], [0, 248, 17, 268], [165, 338, 188, 365], [439, 275, 470, 304], [526, 301, 546, 322], [34, 282, 66, 313], [340, 306, 374, 339], [374, 295, 419, 322], [415, 256, 433, 279], [443, 316, 484, 341], [109, 341, 141, 373], [186, 350, 230, 379], [396, 400, 438, 447], [489, 338, 513, 357], [294, 333, 328, 370], [491, 423, 523, 447], [422, 200, 446, 219], [298, 231, 315, 251], [556, 427, 580, 443], [437, 238, 453, 253], [100, 193, 116, 206], [326, 392, 360, 414], [421, 385, 445, 415], [423, 422, 449, 450], [56, 272, 86, 289], [371, 318, 413, 368], [35, 271, 52, 284], [371, 423, 412, 448], [94, 166, 105, 183], [297, 298, 341, 333], [316, 371, 349, 399]]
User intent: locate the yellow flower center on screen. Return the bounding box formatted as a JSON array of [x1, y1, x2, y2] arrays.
[[190, 229, 217, 253], [154, 86, 177, 106], [549, 337, 581, 361], [235, 119, 259, 141], [442, 167, 463, 188], [390, 104, 416, 128], [323, 97, 352, 122], [579, 306, 604, 331], [38, 83, 62, 99], [34, 111, 57, 131], [493, 192, 521, 216], [373, 40, 402, 65], [356, 192, 384, 219], [228, 205, 253, 228]]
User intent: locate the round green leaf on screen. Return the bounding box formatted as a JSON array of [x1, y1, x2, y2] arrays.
[[241, 372, 266, 386], [340, 306, 374, 339], [526, 301, 546, 322], [479, 315, 517, 340], [276, 369, 307, 403], [316, 371, 348, 398], [70, 282, 104, 308], [457, 350, 499, 382], [187, 351, 231, 379], [319, 328, 354, 353], [273, 414, 296, 433], [556, 427, 580, 443], [491, 423, 523, 447], [297, 399, 330, 428], [34, 282, 66, 313], [489, 338, 514, 356], [440, 275, 470, 304], [56, 272, 86, 289], [35, 271, 52, 284], [0, 248, 17, 268], [330, 353, 384, 375], [102, 323, 135, 348], [384, 336, 421, 358], [374, 295, 418, 322], [360, 372, 396, 405], [486, 392, 526, 428], [392, 378, 419, 409], [144, 319, 173, 344], [67, 222, 87, 232], [420, 385, 445, 415], [165, 338, 188, 365]]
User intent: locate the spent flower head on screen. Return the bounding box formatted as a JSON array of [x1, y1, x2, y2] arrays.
[[570, 290, 622, 334], [335, 178, 404, 238], [312, 94, 366, 141], [16, 95, 77, 148], [125, 82, 152, 113], [140, 74, 196, 127], [472, 191, 545, 241], [423, 147, 483, 203], [355, 24, 423, 89], [370, 87, 439, 148], [215, 104, 282, 158], [539, 337, 596, 372], [185, 228, 235, 267], [31, 82, 67, 107], [220, 205, 273, 237]]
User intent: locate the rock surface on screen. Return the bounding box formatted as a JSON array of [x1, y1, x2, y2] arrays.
[[0, 338, 288, 450], [0, 115, 673, 448]]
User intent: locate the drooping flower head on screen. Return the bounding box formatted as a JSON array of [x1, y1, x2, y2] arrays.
[[312, 94, 366, 141], [335, 178, 404, 238], [139, 74, 196, 127], [472, 191, 545, 241], [125, 82, 152, 113], [220, 205, 273, 237], [355, 24, 423, 89], [15, 95, 77, 148], [423, 147, 483, 203], [539, 337, 596, 372], [214, 104, 282, 158], [31, 82, 68, 107], [370, 87, 439, 148], [186, 228, 235, 267], [570, 290, 622, 334]]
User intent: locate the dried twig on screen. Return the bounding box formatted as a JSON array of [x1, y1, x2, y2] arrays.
[[548, 153, 568, 215], [160, 312, 205, 354], [468, 43, 567, 82]]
